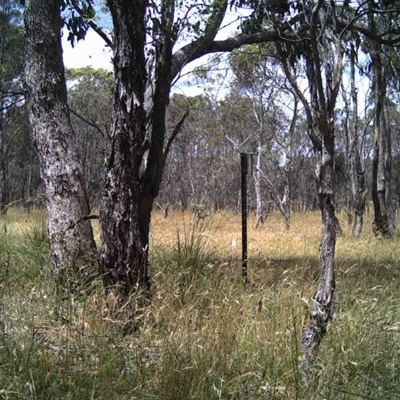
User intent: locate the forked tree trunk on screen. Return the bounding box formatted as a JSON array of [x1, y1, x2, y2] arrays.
[[99, 1, 173, 316], [277, 36, 339, 374], [99, 2, 150, 311], [294, 2, 341, 380], [24, 0, 97, 289]]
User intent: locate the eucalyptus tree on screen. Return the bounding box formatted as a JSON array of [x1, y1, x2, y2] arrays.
[[340, 44, 367, 237], [23, 0, 305, 311], [162, 93, 219, 210], [24, 0, 97, 290], [264, 0, 400, 377], [345, 0, 400, 236], [369, 10, 393, 236], [273, 1, 345, 375], [216, 91, 266, 212]]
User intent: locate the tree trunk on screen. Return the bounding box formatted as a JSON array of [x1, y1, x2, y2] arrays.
[[282, 175, 291, 229], [352, 152, 366, 238], [24, 0, 97, 290], [301, 128, 336, 378], [383, 103, 394, 231], [348, 45, 366, 238], [370, 17, 392, 237], [298, 2, 341, 379], [99, 1, 150, 312], [99, 1, 173, 316], [371, 79, 391, 237], [254, 152, 264, 228], [0, 97, 9, 214]]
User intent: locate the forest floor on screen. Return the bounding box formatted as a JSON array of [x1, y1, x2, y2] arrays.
[[1, 208, 400, 399]]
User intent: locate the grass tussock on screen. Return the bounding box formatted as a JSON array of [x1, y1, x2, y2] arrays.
[[0, 208, 400, 399]]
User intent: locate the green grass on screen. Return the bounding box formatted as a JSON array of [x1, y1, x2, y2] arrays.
[[0, 208, 400, 399]]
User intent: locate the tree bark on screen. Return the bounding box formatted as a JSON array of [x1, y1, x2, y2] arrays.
[[98, 1, 149, 311], [0, 98, 9, 214], [275, 19, 340, 373], [254, 151, 264, 228], [347, 45, 366, 238], [98, 0, 176, 314], [371, 44, 391, 237], [24, 0, 97, 290], [301, 128, 336, 377], [295, 1, 341, 380], [98, 1, 235, 317]]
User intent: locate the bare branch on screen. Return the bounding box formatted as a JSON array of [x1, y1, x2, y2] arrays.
[[225, 133, 252, 153], [275, 43, 322, 152], [69, 108, 107, 138], [163, 109, 189, 163]]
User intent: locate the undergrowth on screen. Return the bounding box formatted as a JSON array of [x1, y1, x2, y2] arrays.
[[0, 208, 399, 399]]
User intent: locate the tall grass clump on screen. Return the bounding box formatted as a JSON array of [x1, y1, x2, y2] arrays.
[[1, 209, 400, 399]]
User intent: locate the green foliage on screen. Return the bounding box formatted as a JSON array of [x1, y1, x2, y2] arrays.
[[61, 0, 95, 46], [233, 0, 295, 34], [0, 0, 24, 88]]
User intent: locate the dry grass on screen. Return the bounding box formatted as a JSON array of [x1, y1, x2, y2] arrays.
[[1, 208, 400, 399]]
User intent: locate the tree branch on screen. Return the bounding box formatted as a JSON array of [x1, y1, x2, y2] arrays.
[[70, 0, 114, 49], [337, 20, 400, 45], [275, 43, 322, 152], [171, 30, 300, 81], [69, 108, 107, 138], [163, 109, 189, 164]]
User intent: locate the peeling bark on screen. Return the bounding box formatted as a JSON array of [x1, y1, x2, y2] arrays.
[[300, 127, 337, 379], [290, 1, 342, 381], [99, 1, 151, 312], [98, 1, 233, 316]]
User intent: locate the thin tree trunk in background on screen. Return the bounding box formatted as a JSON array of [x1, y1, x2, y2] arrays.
[[24, 0, 97, 290], [254, 151, 264, 228], [371, 67, 391, 237], [282, 176, 291, 229], [0, 97, 9, 214], [383, 103, 394, 231], [348, 45, 366, 238], [369, 11, 392, 237], [281, 95, 298, 230]]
